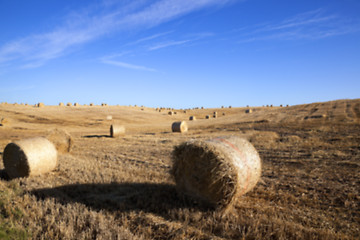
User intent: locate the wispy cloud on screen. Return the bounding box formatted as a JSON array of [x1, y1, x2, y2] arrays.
[[238, 9, 360, 43], [148, 39, 192, 51], [0, 0, 231, 69], [101, 57, 157, 72]]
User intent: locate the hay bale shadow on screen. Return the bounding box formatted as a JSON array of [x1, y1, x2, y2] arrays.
[[0, 169, 10, 180], [30, 183, 212, 216], [82, 135, 111, 138]]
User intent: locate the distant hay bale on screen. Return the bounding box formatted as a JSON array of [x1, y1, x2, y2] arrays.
[[229, 106, 232, 108], [90, 103, 94, 106], [45, 129, 73, 154], [59, 102, 64, 106], [222, 113, 226, 116], [37, 102, 45, 108], [168, 111, 173, 116], [110, 124, 125, 138], [280, 104, 283, 107], [106, 115, 113, 120], [245, 109, 252, 114], [66, 102, 72, 106], [172, 136, 261, 210], [206, 115, 210, 119], [213, 114, 217, 118], [3, 137, 58, 179], [189, 116, 196, 121], [74, 103, 80, 107], [174, 112, 177, 115], [172, 121, 188, 133], [0, 118, 10, 126]]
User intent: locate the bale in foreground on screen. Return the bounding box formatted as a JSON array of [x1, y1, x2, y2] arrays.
[[172, 121, 188, 133], [3, 137, 58, 179], [110, 124, 125, 137], [172, 136, 261, 210]]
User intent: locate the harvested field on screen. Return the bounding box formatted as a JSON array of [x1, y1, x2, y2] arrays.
[[0, 99, 359, 239]]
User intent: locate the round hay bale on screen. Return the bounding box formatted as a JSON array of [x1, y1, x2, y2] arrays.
[[45, 129, 73, 154], [90, 103, 94, 106], [110, 124, 125, 138], [0, 118, 10, 126], [59, 102, 64, 106], [189, 116, 196, 121], [172, 136, 261, 210], [74, 103, 80, 107], [168, 111, 173, 116], [106, 115, 113, 120], [245, 109, 252, 114], [205, 115, 210, 119], [172, 121, 188, 133], [66, 102, 72, 107], [3, 137, 58, 179], [37, 102, 45, 108]]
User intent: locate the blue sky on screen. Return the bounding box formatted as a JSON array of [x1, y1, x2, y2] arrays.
[[0, 0, 359, 108]]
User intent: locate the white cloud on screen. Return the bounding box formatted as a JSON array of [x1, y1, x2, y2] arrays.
[[148, 39, 192, 51], [0, 0, 231, 69], [238, 9, 360, 43], [101, 59, 157, 72]]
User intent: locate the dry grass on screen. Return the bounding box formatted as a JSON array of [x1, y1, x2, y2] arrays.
[[0, 99, 359, 239]]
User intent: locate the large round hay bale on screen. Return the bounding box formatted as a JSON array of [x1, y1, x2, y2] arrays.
[[90, 103, 94, 106], [245, 109, 252, 113], [172, 136, 261, 210], [59, 102, 64, 107], [3, 137, 58, 179], [74, 103, 80, 107], [189, 116, 196, 121], [205, 115, 210, 119], [110, 124, 125, 138], [66, 102, 72, 107], [168, 111, 173, 116], [45, 129, 73, 153], [37, 102, 44, 108], [172, 121, 188, 133]]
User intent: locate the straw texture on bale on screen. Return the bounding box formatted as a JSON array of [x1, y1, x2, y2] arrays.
[[189, 116, 196, 121], [45, 129, 73, 153], [172, 136, 261, 210], [110, 124, 125, 138], [172, 121, 188, 133], [3, 137, 58, 179]]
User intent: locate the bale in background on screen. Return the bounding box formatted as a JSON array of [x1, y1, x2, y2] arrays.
[[37, 102, 45, 108], [172, 121, 188, 133], [106, 115, 113, 120], [205, 115, 210, 119], [59, 102, 64, 107], [172, 136, 261, 211], [45, 129, 73, 153], [74, 103, 80, 107], [110, 124, 125, 138], [189, 116, 196, 121], [66, 103, 72, 106], [3, 137, 58, 179], [0, 118, 10, 126], [245, 109, 252, 113]]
